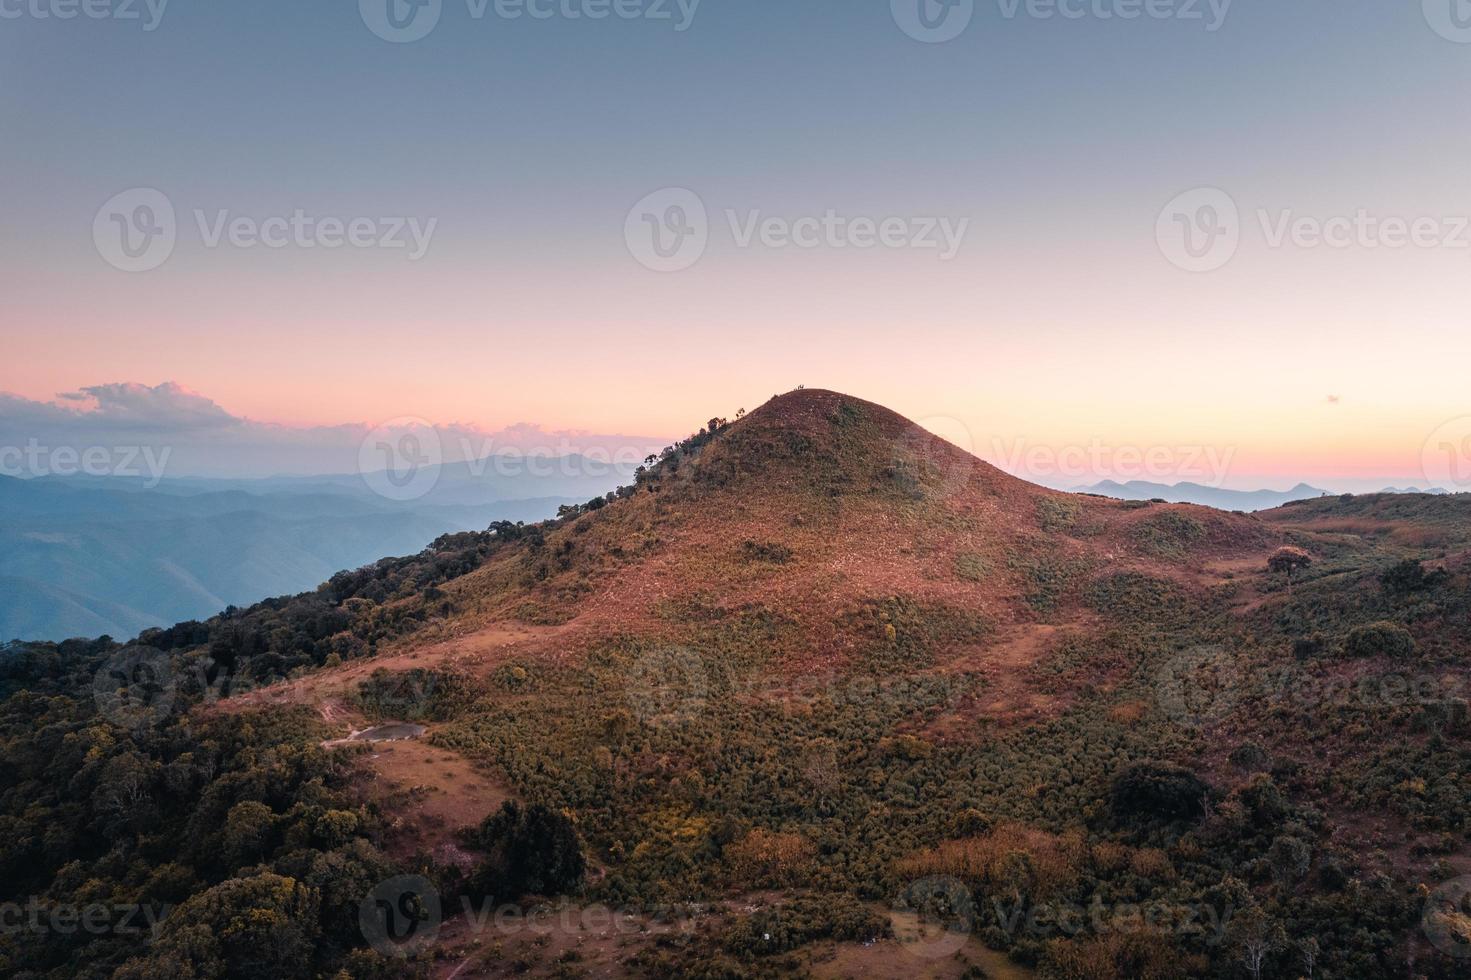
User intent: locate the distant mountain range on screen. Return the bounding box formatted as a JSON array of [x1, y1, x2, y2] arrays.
[[0, 456, 631, 641], [1076, 479, 1450, 512], [8, 450, 1457, 640]]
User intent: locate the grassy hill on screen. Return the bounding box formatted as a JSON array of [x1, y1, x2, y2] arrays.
[[1, 390, 1467, 979]]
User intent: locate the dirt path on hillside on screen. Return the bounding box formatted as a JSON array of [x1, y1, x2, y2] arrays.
[[207, 621, 560, 861], [218, 621, 569, 718], [920, 623, 1069, 740]]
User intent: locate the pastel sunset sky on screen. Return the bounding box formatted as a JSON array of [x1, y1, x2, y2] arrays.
[[3, 1, 1469, 490]]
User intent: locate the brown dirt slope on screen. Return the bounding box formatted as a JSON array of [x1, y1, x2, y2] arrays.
[[395, 387, 1279, 672]]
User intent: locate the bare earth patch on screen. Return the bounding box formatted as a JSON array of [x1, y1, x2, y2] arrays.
[[352, 735, 511, 866]]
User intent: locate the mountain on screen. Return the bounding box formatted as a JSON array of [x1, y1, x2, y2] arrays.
[[1078, 478, 1330, 511], [0, 471, 600, 641], [3, 390, 1469, 979], [30, 451, 640, 508]]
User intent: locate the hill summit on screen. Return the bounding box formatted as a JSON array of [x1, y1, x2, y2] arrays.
[[410, 387, 1275, 667], [237, 387, 1277, 702]]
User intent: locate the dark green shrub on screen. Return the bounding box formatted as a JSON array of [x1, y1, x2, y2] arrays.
[[1292, 633, 1327, 660], [470, 801, 586, 900], [1134, 512, 1205, 558], [1344, 622, 1416, 659], [1380, 559, 1445, 597], [1230, 742, 1271, 772], [741, 540, 794, 565], [1110, 762, 1210, 823]]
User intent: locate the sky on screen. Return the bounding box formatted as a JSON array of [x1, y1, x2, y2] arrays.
[[3, 0, 1470, 491]]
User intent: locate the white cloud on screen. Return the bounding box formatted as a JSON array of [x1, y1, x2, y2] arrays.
[[0, 382, 668, 479]]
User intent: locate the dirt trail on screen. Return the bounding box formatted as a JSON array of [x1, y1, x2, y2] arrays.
[[209, 621, 557, 861], [218, 621, 568, 719]]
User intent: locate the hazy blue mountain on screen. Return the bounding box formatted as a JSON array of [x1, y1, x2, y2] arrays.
[[0, 466, 615, 641], [1076, 479, 1331, 512]]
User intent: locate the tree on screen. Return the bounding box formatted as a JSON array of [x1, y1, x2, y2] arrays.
[[120, 872, 320, 980], [470, 801, 585, 900], [1229, 906, 1285, 980], [1110, 761, 1211, 823], [1297, 936, 1320, 978], [1268, 835, 1312, 882], [1238, 773, 1288, 829], [223, 800, 277, 867], [1268, 546, 1313, 594]]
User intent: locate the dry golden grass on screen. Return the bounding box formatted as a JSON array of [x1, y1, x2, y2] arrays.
[[895, 822, 1087, 898]]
